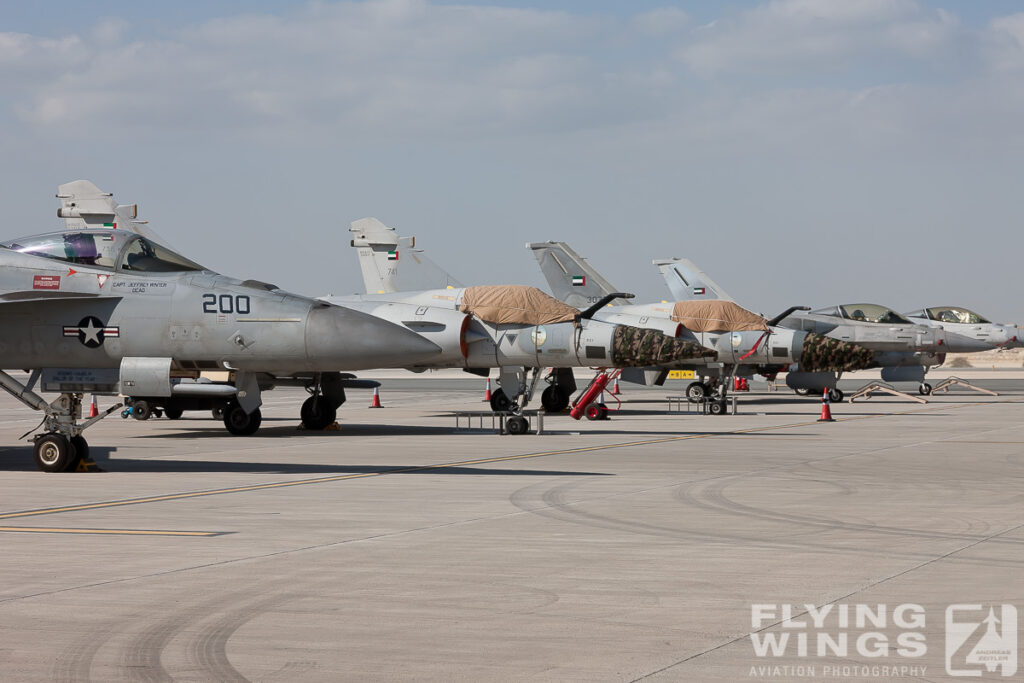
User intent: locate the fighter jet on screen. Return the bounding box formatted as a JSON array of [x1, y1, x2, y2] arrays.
[[345, 224, 876, 415], [528, 242, 896, 406], [0, 216, 443, 471], [655, 258, 996, 396], [328, 217, 718, 421], [905, 306, 1020, 349]]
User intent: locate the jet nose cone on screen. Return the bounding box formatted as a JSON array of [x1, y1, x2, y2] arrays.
[[942, 332, 996, 353], [611, 325, 716, 367], [799, 333, 877, 372], [306, 303, 441, 369]]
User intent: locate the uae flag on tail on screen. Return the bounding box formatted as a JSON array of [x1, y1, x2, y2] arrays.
[[572, 275, 586, 286], [693, 287, 706, 295], [387, 250, 398, 261]]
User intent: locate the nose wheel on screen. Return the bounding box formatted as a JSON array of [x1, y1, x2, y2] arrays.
[[32, 433, 91, 473]]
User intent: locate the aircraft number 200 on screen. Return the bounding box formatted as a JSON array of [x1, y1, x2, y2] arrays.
[[202, 294, 251, 315]]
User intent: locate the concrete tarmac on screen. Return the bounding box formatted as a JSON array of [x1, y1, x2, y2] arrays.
[[0, 380, 1022, 681]]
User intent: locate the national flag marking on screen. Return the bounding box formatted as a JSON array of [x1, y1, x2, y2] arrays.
[[572, 275, 586, 286]]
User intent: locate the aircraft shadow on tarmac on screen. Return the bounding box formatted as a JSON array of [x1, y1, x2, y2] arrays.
[[0, 444, 609, 475]]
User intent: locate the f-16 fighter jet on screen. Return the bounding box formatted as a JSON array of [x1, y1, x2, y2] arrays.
[[655, 258, 996, 396], [1, 215, 441, 471], [905, 306, 1021, 350]]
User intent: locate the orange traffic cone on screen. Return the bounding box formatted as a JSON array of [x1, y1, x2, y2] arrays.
[[610, 377, 620, 395], [483, 378, 492, 402], [817, 388, 834, 422], [87, 394, 98, 418], [369, 386, 382, 408]]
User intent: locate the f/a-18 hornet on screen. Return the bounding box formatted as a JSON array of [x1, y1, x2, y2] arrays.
[[1, 182, 442, 471]]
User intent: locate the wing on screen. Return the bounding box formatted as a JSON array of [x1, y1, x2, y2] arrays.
[[652, 258, 734, 302]]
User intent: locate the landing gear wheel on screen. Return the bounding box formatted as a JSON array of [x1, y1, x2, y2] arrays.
[[794, 388, 810, 396], [68, 435, 88, 471], [541, 385, 570, 412], [919, 383, 932, 396], [33, 433, 73, 473], [686, 382, 707, 402], [223, 404, 262, 436], [709, 400, 726, 416], [828, 388, 844, 403], [164, 407, 183, 420], [301, 395, 337, 430], [489, 388, 512, 412], [212, 406, 226, 420], [505, 416, 529, 435], [132, 400, 152, 421]]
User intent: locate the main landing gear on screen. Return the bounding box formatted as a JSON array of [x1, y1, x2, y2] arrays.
[[0, 369, 120, 473]]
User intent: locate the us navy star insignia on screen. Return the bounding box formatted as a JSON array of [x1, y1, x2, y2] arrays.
[[63, 316, 120, 348]]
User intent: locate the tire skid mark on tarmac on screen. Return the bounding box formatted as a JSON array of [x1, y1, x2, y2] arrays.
[[188, 593, 298, 683], [53, 583, 284, 683]]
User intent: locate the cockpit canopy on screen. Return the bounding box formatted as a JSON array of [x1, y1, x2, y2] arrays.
[[811, 303, 913, 325], [0, 230, 204, 273], [906, 306, 991, 325]]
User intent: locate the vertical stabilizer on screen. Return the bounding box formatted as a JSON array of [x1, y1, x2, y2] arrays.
[[525, 241, 629, 308], [349, 217, 462, 294], [56, 180, 173, 247], [653, 257, 734, 302]]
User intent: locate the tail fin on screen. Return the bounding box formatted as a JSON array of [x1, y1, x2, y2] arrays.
[[56, 179, 174, 247], [652, 257, 734, 302], [525, 241, 629, 308], [349, 217, 462, 294]]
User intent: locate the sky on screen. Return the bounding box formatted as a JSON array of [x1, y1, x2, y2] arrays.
[[2, 0, 1022, 321]]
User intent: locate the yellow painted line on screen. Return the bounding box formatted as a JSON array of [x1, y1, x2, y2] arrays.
[[0, 527, 220, 536], [0, 399, 991, 523]]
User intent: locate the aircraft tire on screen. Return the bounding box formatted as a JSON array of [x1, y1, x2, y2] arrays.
[[794, 388, 810, 396], [505, 416, 529, 435], [212, 406, 226, 420], [489, 389, 512, 412], [541, 386, 570, 412], [223, 404, 262, 436], [686, 382, 706, 402], [132, 400, 152, 421], [33, 434, 73, 473], [164, 407, 184, 420], [919, 383, 932, 396], [829, 388, 844, 403], [301, 396, 337, 430]]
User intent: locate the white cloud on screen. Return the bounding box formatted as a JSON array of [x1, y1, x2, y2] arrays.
[[679, 0, 961, 76]]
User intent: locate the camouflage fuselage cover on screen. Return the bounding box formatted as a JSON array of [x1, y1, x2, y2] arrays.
[[800, 333, 878, 372], [612, 326, 715, 367]]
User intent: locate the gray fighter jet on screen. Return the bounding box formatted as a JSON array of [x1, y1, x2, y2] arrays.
[[0, 218, 442, 471], [528, 242, 890, 407], [655, 258, 995, 396], [346, 223, 877, 415], [905, 306, 1021, 349], [336, 218, 716, 421]]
